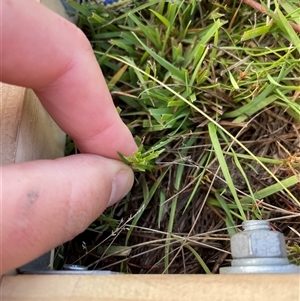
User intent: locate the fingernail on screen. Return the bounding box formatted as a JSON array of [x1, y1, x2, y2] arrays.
[[108, 169, 134, 207]]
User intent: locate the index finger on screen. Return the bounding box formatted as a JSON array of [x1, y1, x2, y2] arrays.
[[1, 0, 137, 158]]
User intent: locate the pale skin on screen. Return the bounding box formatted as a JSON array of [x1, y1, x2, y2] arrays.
[[0, 0, 138, 274]]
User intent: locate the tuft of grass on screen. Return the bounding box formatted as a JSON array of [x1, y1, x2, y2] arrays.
[[57, 0, 300, 274]]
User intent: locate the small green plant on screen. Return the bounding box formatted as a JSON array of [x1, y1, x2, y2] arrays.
[[118, 137, 164, 172]]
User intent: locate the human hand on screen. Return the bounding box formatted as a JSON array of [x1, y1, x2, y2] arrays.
[[0, 0, 137, 274]]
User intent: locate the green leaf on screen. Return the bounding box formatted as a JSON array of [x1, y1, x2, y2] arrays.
[[241, 25, 272, 41], [132, 32, 185, 82], [149, 9, 171, 28], [240, 175, 300, 205], [208, 123, 246, 220], [268, 1, 300, 55], [215, 192, 237, 235]]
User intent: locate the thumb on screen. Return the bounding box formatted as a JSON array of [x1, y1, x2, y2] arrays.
[[1, 154, 134, 274]]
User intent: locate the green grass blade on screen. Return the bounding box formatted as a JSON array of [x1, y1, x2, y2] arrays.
[[240, 175, 300, 205], [132, 33, 185, 82], [214, 192, 237, 235], [184, 244, 211, 274], [208, 123, 246, 220], [149, 9, 171, 28], [241, 25, 272, 41]]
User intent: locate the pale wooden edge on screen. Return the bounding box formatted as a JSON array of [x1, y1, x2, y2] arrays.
[[0, 83, 26, 164], [0, 84, 66, 164], [14, 88, 66, 162], [1, 274, 300, 300]]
